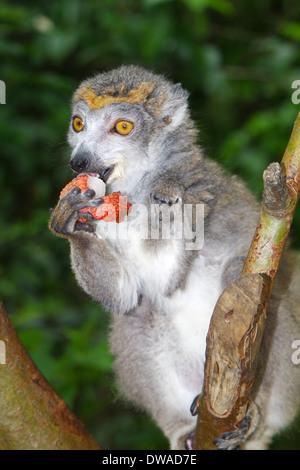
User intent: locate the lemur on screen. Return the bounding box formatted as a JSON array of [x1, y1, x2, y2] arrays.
[[50, 65, 300, 449]]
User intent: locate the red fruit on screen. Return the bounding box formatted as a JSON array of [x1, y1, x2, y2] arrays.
[[59, 174, 89, 199], [80, 192, 131, 223], [59, 174, 131, 223]]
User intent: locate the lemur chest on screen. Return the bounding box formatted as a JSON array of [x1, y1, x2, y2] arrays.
[[125, 235, 180, 297], [101, 222, 224, 359], [121, 233, 223, 334], [126, 235, 224, 364], [165, 259, 224, 360]]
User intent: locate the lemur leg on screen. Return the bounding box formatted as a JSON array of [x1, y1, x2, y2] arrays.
[[185, 399, 259, 450]]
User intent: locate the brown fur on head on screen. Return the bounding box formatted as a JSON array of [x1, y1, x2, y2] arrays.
[[72, 65, 188, 117]]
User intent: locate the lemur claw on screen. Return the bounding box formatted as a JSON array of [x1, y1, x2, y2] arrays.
[[184, 431, 195, 450], [190, 394, 200, 416], [213, 414, 251, 450], [150, 191, 180, 206], [187, 395, 254, 450]]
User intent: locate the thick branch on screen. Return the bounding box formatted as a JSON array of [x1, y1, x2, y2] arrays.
[[193, 112, 300, 450], [0, 302, 101, 450]]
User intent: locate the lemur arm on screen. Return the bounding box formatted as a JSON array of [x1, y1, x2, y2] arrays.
[[49, 187, 140, 314]]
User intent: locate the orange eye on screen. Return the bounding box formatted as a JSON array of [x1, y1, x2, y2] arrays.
[[114, 120, 133, 135], [72, 115, 84, 132]]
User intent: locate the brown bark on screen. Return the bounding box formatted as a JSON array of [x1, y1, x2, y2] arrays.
[[0, 302, 101, 450]]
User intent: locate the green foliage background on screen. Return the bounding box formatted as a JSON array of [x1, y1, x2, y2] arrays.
[[0, 0, 299, 450]]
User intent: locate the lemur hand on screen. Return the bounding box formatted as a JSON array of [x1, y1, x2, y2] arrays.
[[49, 187, 103, 238]]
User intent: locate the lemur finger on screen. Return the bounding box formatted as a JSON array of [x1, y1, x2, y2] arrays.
[[64, 187, 95, 203], [61, 187, 81, 200], [75, 221, 95, 233], [72, 197, 104, 210], [50, 209, 79, 236], [82, 189, 96, 199], [59, 186, 94, 203], [76, 211, 94, 220], [184, 431, 195, 450]]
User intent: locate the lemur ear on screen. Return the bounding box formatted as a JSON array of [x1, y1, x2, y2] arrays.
[[161, 83, 189, 127], [170, 83, 189, 102]]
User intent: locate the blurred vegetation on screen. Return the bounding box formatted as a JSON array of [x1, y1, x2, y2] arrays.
[[0, 0, 300, 450]]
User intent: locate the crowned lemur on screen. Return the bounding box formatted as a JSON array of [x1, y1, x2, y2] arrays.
[[49, 65, 300, 450]]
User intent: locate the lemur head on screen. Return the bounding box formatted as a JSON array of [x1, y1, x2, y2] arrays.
[[68, 65, 192, 191]]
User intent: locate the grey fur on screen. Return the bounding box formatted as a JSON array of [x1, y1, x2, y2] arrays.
[[50, 65, 300, 449]]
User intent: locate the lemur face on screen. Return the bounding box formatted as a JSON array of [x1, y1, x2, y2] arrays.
[[68, 98, 155, 185], [67, 66, 189, 190]]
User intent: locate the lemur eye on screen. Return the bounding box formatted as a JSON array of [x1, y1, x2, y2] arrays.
[[72, 115, 84, 132], [114, 120, 133, 135]]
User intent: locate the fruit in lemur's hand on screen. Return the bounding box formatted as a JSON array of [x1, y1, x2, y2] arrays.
[[59, 173, 131, 223], [60, 173, 91, 198], [86, 191, 131, 223]]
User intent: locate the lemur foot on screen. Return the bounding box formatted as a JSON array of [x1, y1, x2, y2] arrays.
[[149, 182, 183, 232], [184, 431, 195, 450], [183, 394, 199, 450], [150, 178, 183, 207], [150, 191, 180, 206], [213, 403, 259, 450], [183, 414, 250, 451], [187, 396, 258, 450], [213, 415, 250, 450], [49, 187, 103, 237]]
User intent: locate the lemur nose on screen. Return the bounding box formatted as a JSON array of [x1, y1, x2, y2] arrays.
[[70, 152, 90, 173]]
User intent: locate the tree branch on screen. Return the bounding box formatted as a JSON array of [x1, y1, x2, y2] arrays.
[[0, 302, 101, 450], [193, 111, 300, 450]]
